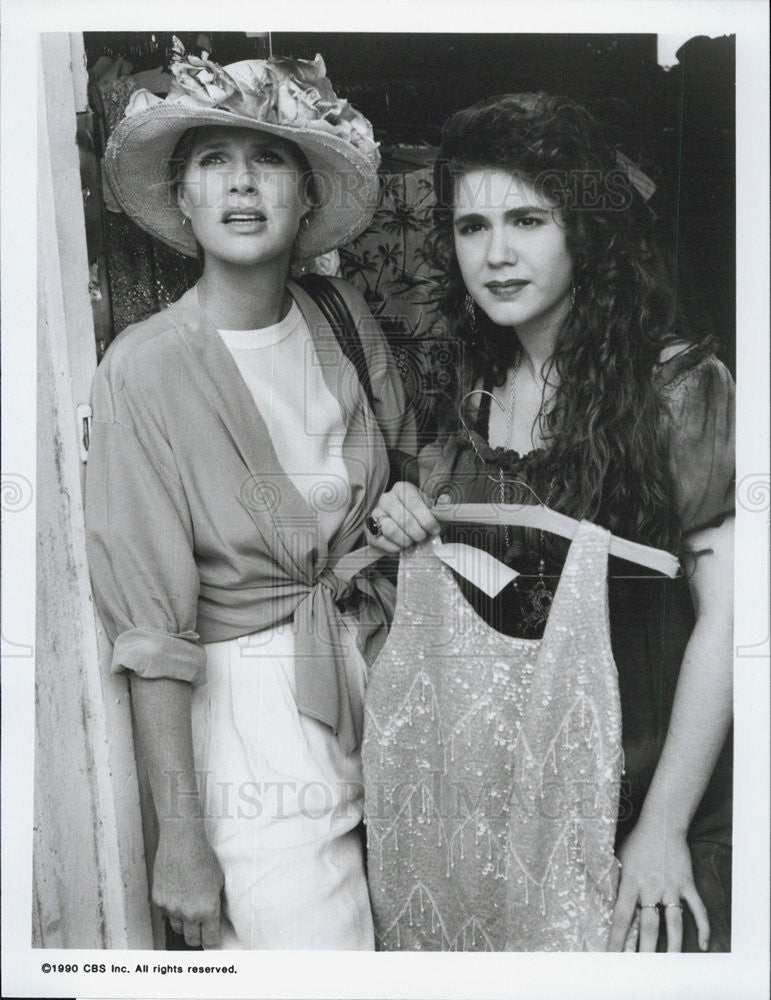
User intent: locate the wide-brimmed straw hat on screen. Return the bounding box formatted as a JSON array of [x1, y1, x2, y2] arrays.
[[104, 42, 381, 260]]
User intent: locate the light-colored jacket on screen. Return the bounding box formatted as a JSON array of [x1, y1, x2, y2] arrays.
[[85, 278, 416, 751]]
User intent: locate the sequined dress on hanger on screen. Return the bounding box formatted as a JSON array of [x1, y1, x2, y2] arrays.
[[362, 520, 624, 951]]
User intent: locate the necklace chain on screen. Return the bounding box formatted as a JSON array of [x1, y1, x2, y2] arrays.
[[499, 348, 523, 550], [503, 347, 523, 450], [497, 348, 555, 567]]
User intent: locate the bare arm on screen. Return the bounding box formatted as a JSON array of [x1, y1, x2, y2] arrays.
[[608, 516, 734, 951], [130, 675, 224, 948]]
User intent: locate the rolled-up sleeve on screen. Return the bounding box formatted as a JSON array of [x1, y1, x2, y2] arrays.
[[662, 356, 735, 535], [85, 371, 206, 685]]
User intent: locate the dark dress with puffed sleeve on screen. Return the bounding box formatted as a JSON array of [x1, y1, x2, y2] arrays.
[[418, 343, 735, 951]]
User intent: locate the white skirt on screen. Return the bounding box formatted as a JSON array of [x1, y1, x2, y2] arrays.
[[191, 618, 374, 950]]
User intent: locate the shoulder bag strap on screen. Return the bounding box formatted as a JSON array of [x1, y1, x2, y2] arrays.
[[296, 274, 419, 489], [295, 273, 375, 408]]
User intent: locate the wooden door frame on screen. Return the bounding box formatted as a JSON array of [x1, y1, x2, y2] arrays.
[[34, 31, 153, 950]]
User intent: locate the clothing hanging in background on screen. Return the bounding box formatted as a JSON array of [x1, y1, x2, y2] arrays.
[[90, 71, 200, 342], [100, 211, 200, 338]]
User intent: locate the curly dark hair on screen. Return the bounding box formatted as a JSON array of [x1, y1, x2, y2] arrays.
[[428, 92, 704, 550]]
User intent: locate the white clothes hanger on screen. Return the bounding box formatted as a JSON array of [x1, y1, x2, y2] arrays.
[[440, 388, 682, 580], [333, 501, 680, 593], [432, 503, 681, 578]]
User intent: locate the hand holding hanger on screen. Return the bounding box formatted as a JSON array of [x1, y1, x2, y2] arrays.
[[366, 382, 680, 580], [361, 481, 680, 580], [363, 480, 442, 553]]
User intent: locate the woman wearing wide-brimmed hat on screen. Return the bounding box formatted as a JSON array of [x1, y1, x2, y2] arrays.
[[85, 44, 416, 950]]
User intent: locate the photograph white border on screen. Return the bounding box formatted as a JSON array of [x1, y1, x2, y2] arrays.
[[2, 1, 768, 998]]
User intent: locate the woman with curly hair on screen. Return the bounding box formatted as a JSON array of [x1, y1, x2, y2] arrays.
[[362, 93, 734, 952]]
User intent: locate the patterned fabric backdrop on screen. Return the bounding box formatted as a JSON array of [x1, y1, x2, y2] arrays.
[[338, 166, 455, 445]]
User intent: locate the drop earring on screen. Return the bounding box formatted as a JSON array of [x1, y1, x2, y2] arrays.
[[570, 284, 577, 308], [464, 293, 477, 333], [182, 215, 192, 233]]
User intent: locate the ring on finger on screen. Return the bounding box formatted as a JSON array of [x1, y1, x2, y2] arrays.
[[365, 513, 386, 537], [639, 902, 661, 911], [663, 902, 683, 911]]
